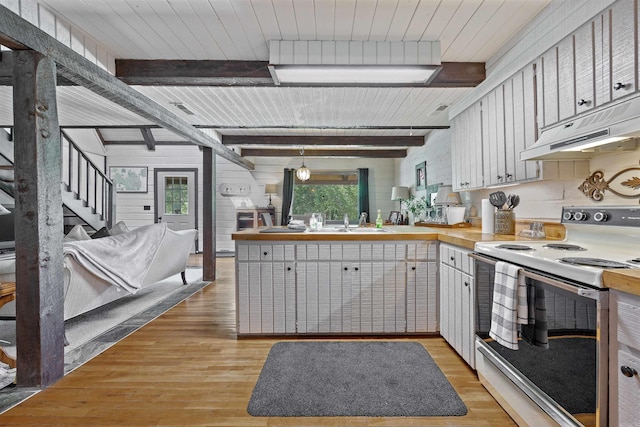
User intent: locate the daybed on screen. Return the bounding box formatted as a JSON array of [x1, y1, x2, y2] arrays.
[[63, 222, 197, 320]]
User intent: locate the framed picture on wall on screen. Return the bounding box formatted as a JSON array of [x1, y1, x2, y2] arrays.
[[109, 166, 148, 193], [415, 161, 426, 190]]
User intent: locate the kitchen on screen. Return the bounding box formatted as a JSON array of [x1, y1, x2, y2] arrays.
[[2, 0, 640, 425]]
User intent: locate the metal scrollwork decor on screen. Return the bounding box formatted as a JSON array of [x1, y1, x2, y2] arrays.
[[578, 166, 640, 202]]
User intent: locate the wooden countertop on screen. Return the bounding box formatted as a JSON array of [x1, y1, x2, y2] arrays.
[[234, 224, 640, 298]]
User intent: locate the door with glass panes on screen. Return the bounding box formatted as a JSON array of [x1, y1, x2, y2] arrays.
[[155, 169, 197, 250]]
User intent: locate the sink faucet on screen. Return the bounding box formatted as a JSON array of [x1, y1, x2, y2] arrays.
[[344, 213, 349, 230], [358, 212, 368, 227]]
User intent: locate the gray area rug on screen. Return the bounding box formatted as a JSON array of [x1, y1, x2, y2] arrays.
[[247, 341, 467, 417]]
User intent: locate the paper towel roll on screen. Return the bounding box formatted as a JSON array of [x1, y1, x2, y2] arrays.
[[481, 199, 494, 234]]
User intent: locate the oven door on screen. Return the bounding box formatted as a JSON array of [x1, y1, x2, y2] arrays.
[[471, 252, 608, 427]]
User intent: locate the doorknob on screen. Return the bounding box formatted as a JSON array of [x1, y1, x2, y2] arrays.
[[158, 216, 163, 222]]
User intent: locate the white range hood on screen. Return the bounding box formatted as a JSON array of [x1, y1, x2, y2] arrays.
[[521, 95, 640, 160]]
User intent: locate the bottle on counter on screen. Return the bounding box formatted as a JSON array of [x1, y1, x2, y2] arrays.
[[376, 209, 383, 228]]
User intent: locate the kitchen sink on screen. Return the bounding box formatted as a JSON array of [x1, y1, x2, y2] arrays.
[[308, 227, 393, 233]]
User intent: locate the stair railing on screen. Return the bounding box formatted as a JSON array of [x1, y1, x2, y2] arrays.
[[62, 131, 114, 229]]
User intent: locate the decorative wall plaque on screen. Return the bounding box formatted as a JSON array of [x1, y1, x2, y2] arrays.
[[578, 166, 640, 202]]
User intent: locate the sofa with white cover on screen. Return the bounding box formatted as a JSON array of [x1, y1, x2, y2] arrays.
[[62, 222, 197, 320]]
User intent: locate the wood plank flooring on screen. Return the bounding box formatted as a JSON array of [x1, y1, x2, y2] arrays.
[[0, 257, 516, 426]]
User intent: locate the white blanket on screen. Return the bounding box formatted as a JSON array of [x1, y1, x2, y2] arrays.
[[63, 223, 167, 294], [489, 261, 527, 350]]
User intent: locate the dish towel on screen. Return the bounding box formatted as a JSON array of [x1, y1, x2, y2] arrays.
[[521, 283, 549, 349], [489, 261, 527, 350]]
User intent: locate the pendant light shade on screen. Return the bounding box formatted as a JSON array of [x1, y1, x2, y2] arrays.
[[296, 147, 310, 181], [296, 165, 310, 181]]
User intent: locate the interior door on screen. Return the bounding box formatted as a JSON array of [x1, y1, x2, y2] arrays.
[[155, 169, 197, 250]]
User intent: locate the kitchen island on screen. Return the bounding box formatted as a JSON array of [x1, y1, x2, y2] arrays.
[[232, 225, 526, 336]]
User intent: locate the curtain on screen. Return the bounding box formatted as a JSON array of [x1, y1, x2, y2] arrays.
[[281, 168, 295, 225], [357, 168, 370, 221]]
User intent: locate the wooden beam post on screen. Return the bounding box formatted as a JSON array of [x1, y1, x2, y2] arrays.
[[12, 50, 65, 387], [202, 147, 216, 281]]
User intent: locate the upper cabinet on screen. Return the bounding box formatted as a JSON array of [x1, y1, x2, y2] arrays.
[[451, 0, 640, 191], [610, 0, 636, 100]]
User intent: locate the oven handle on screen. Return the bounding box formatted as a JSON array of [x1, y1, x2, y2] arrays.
[[470, 252, 605, 300]]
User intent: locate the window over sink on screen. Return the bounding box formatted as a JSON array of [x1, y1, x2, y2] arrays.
[[292, 170, 358, 222]]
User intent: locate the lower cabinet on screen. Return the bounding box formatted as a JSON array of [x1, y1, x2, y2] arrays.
[[236, 240, 438, 335], [609, 290, 640, 426], [439, 243, 475, 368]]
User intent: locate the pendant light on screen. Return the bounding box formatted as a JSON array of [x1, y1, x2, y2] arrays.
[[296, 147, 310, 181]]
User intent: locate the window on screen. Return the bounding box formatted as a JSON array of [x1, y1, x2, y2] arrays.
[[292, 171, 359, 221], [164, 176, 189, 215]]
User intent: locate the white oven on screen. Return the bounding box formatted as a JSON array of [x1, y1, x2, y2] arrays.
[[473, 206, 640, 427]]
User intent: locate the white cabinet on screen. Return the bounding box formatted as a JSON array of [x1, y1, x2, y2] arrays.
[[609, 290, 640, 427], [236, 242, 296, 334], [452, 102, 484, 191], [237, 240, 439, 335], [406, 241, 438, 333], [610, 0, 636, 100], [439, 243, 475, 368]]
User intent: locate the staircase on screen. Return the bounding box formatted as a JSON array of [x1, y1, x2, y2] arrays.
[[0, 129, 114, 232]]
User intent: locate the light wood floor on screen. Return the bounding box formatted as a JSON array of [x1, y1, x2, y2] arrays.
[[0, 257, 516, 426]]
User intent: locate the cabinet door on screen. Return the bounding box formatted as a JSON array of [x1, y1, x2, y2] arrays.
[[574, 22, 595, 113], [611, 0, 636, 100], [616, 349, 640, 427], [458, 271, 475, 368], [469, 102, 484, 188], [557, 36, 576, 121], [540, 47, 559, 127], [407, 261, 437, 333], [272, 261, 296, 333]]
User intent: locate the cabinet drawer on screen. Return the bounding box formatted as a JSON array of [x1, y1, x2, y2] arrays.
[[618, 300, 640, 349], [440, 243, 473, 275]]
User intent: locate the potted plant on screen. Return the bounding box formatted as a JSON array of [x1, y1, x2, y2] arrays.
[[405, 194, 427, 225]]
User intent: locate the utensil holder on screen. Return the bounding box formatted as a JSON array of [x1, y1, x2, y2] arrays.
[[494, 209, 515, 235]]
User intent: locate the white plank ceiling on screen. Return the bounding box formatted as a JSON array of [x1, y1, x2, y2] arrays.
[[3, 0, 552, 148]]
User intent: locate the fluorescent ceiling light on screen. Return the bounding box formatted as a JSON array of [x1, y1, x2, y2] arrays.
[[271, 65, 440, 85]]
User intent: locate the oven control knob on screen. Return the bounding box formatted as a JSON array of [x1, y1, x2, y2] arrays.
[[574, 211, 589, 221], [593, 211, 608, 222], [563, 211, 574, 221]]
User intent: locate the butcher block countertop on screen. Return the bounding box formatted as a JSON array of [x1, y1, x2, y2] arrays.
[[233, 223, 640, 297]]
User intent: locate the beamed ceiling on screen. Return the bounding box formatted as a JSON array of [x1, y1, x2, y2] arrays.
[[0, 0, 553, 158]]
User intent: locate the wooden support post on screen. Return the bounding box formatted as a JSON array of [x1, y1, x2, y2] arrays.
[[202, 147, 216, 281], [12, 50, 65, 387]]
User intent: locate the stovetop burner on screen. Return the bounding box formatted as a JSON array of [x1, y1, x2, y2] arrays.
[[496, 244, 534, 251], [544, 243, 586, 251], [558, 257, 632, 269]]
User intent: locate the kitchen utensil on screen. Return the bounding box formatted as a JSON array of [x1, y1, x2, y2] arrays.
[[510, 195, 520, 209], [489, 191, 507, 209]]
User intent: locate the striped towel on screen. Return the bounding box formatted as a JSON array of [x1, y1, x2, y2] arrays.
[[489, 261, 528, 350], [521, 283, 549, 349]]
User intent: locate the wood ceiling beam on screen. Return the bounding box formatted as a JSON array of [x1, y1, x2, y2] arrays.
[[223, 135, 424, 146], [140, 127, 156, 151], [115, 59, 484, 87], [0, 8, 253, 170], [242, 148, 406, 158]]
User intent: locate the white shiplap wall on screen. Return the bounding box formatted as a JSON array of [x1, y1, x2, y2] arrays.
[[105, 144, 396, 252], [394, 129, 452, 197]]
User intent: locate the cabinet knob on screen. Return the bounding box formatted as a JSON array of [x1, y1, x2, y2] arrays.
[[464, 281, 470, 287], [344, 267, 348, 271], [354, 267, 359, 271], [411, 266, 416, 271], [621, 365, 637, 378], [263, 251, 268, 256], [505, 173, 513, 179], [287, 267, 292, 271], [450, 256, 455, 261], [614, 82, 627, 90], [577, 98, 589, 106], [497, 175, 503, 181]]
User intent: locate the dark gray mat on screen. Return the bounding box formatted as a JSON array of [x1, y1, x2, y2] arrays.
[[247, 341, 467, 417]]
